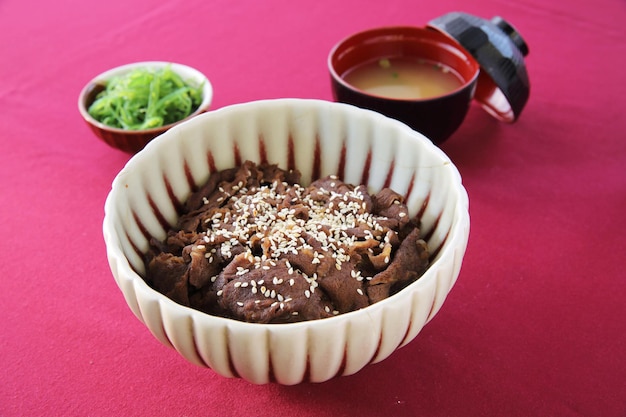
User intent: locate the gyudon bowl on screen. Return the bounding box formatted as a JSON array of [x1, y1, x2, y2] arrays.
[[103, 98, 469, 385]]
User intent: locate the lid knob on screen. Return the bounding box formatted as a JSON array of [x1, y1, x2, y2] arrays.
[[491, 16, 529, 57]]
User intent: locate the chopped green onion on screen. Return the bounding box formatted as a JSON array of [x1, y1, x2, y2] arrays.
[[88, 65, 204, 130]]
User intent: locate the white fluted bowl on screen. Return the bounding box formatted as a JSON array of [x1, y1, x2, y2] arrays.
[[103, 98, 470, 385]]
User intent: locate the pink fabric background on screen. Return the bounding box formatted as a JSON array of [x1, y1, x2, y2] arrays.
[[1, 0, 625, 415]]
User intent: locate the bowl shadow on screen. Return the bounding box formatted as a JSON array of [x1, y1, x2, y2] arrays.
[[439, 104, 504, 171]]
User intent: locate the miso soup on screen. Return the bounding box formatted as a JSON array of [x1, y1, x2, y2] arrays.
[[343, 57, 463, 100]]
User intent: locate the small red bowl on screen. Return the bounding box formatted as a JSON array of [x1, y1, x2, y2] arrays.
[[329, 26, 480, 145], [78, 61, 213, 154]]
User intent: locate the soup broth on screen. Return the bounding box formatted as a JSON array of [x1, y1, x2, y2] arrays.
[[343, 57, 463, 100]]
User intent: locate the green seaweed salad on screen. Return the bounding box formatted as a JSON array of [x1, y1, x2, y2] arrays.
[[88, 65, 204, 130]]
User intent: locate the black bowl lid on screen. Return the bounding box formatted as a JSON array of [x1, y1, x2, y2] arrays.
[[428, 12, 530, 122]]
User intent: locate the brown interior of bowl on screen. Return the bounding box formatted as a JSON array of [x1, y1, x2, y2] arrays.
[[83, 82, 106, 108]]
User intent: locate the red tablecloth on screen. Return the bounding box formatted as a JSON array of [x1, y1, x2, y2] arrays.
[[2, 0, 625, 416]]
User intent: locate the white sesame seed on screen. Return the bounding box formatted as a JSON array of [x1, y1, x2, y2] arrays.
[[357, 288, 364, 296]]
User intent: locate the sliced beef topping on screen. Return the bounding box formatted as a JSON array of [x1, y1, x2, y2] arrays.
[[143, 161, 430, 323]]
